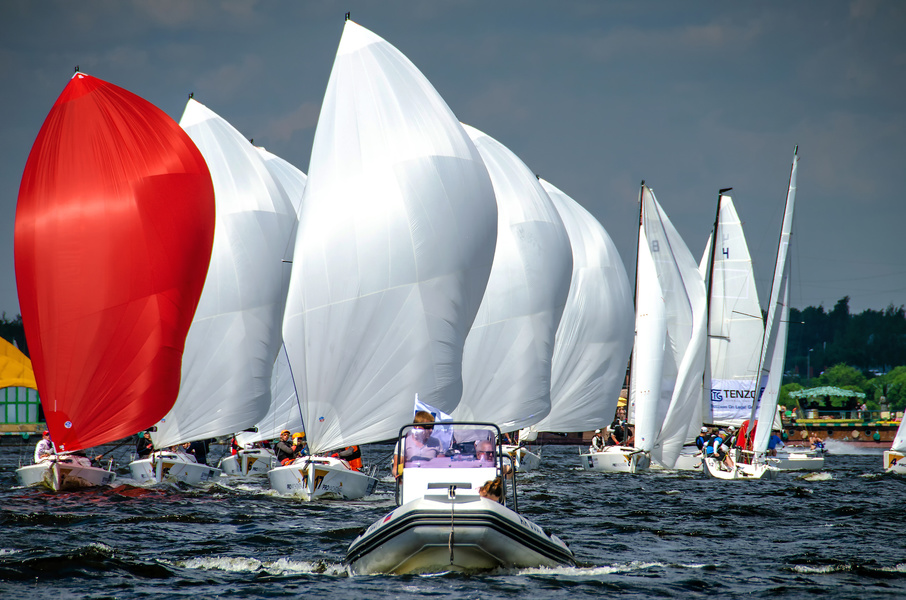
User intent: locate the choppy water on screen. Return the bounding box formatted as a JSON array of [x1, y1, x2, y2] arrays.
[[1, 443, 904, 599]]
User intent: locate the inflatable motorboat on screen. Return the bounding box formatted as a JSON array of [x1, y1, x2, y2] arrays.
[[346, 422, 574, 575]]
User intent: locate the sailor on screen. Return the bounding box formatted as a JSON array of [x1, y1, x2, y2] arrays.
[[34, 430, 55, 463], [695, 427, 709, 451], [604, 425, 619, 447], [292, 432, 308, 458], [136, 431, 154, 459], [332, 445, 362, 470], [590, 429, 605, 453], [274, 430, 297, 465]]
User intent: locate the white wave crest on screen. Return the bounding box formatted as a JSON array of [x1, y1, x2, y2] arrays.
[[173, 555, 346, 575], [792, 564, 851, 574], [799, 472, 833, 481]]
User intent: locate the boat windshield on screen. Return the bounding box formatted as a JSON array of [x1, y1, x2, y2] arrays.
[[398, 423, 498, 469]]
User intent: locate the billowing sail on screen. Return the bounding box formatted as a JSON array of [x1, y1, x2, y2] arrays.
[[451, 125, 572, 431], [153, 99, 298, 448], [282, 21, 497, 454], [892, 413, 906, 453], [752, 149, 799, 454], [529, 179, 634, 434], [632, 185, 708, 467], [14, 73, 215, 452], [236, 149, 308, 447], [699, 195, 764, 424]]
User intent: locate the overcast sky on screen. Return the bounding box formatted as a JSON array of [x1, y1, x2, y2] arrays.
[[3, 0, 905, 320]]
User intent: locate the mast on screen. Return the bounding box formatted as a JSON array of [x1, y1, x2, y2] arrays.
[[626, 181, 645, 430], [745, 146, 799, 451], [702, 188, 732, 425]]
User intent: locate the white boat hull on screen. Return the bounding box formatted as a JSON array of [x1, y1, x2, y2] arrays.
[[16, 457, 115, 492], [128, 451, 221, 485], [268, 456, 378, 500], [501, 444, 541, 472], [702, 456, 779, 480], [346, 494, 575, 575], [773, 451, 824, 471], [884, 450, 906, 473], [218, 448, 276, 476], [650, 449, 703, 472], [581, 446, 650, 473]]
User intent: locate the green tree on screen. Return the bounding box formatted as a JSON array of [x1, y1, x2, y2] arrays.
[[870, 366, 906, 411]]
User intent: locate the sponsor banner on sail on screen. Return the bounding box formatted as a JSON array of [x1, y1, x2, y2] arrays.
[[710, 379, 760, 422]]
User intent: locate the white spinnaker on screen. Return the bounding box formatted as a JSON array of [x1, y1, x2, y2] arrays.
[[527, 179, 634, 434], [153, 99, 297, 448], [752, 149, 799, 454], [699, 196, 764, 425], [236, 148, 308, 447], [635, 186, 708, 467], [892, 413, 906, 453], [452, 125, 572, 431], [283, 21, 497, 454]]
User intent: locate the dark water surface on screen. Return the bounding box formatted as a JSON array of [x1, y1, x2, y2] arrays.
[[1, 442, 903, 599]]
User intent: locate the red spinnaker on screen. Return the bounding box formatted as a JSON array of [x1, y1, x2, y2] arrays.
[[14, 73, 215, 452]]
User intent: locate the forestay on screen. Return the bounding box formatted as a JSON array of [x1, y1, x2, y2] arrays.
[[282, 20, 497, 455], [452, 125, 573, 431], [14, 73, 214, 452], [527, 179, 634, 435], [752, 149, 799, 454], [153, 99, 298, 448]]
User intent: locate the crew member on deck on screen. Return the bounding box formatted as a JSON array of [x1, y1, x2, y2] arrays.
[[590, 429, 605, 453], [34, 430, 55, 463], [136, 431, 154, 459], [275, 430, 297, 465]]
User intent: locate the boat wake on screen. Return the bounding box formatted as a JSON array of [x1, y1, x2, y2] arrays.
[[171, 555, 346, 576]]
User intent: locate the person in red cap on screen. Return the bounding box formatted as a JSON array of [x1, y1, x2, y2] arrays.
[[34, 430, 55, 463]]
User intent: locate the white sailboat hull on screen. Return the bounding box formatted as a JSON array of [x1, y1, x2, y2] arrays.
[[501, 445, 541, 473], [267, 456, 378, 501], [218, 448, 276, 476], [773, 451, 824, 471], [128, 451, 221, 485], [581, 446, 650, 473], [16, 457, 115, 492], [346, 495, 574, 575], [651, 449, 703, 472], [883, 450, 906, 473], [702, 456, 779, 480]]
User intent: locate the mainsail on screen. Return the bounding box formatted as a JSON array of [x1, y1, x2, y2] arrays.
[[282, 20, 497, 455], [699, 195, 764, 425], [452, 125, 573, 431], [632, 185, 707, 467], [14, 73, 215, 452], [153, 99, 298, 448], [527, 179, 634, 435]]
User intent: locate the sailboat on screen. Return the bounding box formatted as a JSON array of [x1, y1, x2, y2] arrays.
[[884, 416, 906, 473], [14, 72, 215, 491], [449, 124, 574, 473], [592, 183, 707, 474], [519, 180, 633, 467], [703, 147, 799, 480], [271, 18, 498, 501], [219, 146, 307, 477], [128, 98, 298, 485]]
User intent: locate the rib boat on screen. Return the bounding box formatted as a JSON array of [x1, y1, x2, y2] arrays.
[[346, 423, 574, 575]]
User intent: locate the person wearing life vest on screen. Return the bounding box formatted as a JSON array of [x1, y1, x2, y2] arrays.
[[292, 432, 308, 459], [275, 430, 296, 465], [590, 429, 605, 453], [695, 427, 709, 451], [332, 445, 363, 470]]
